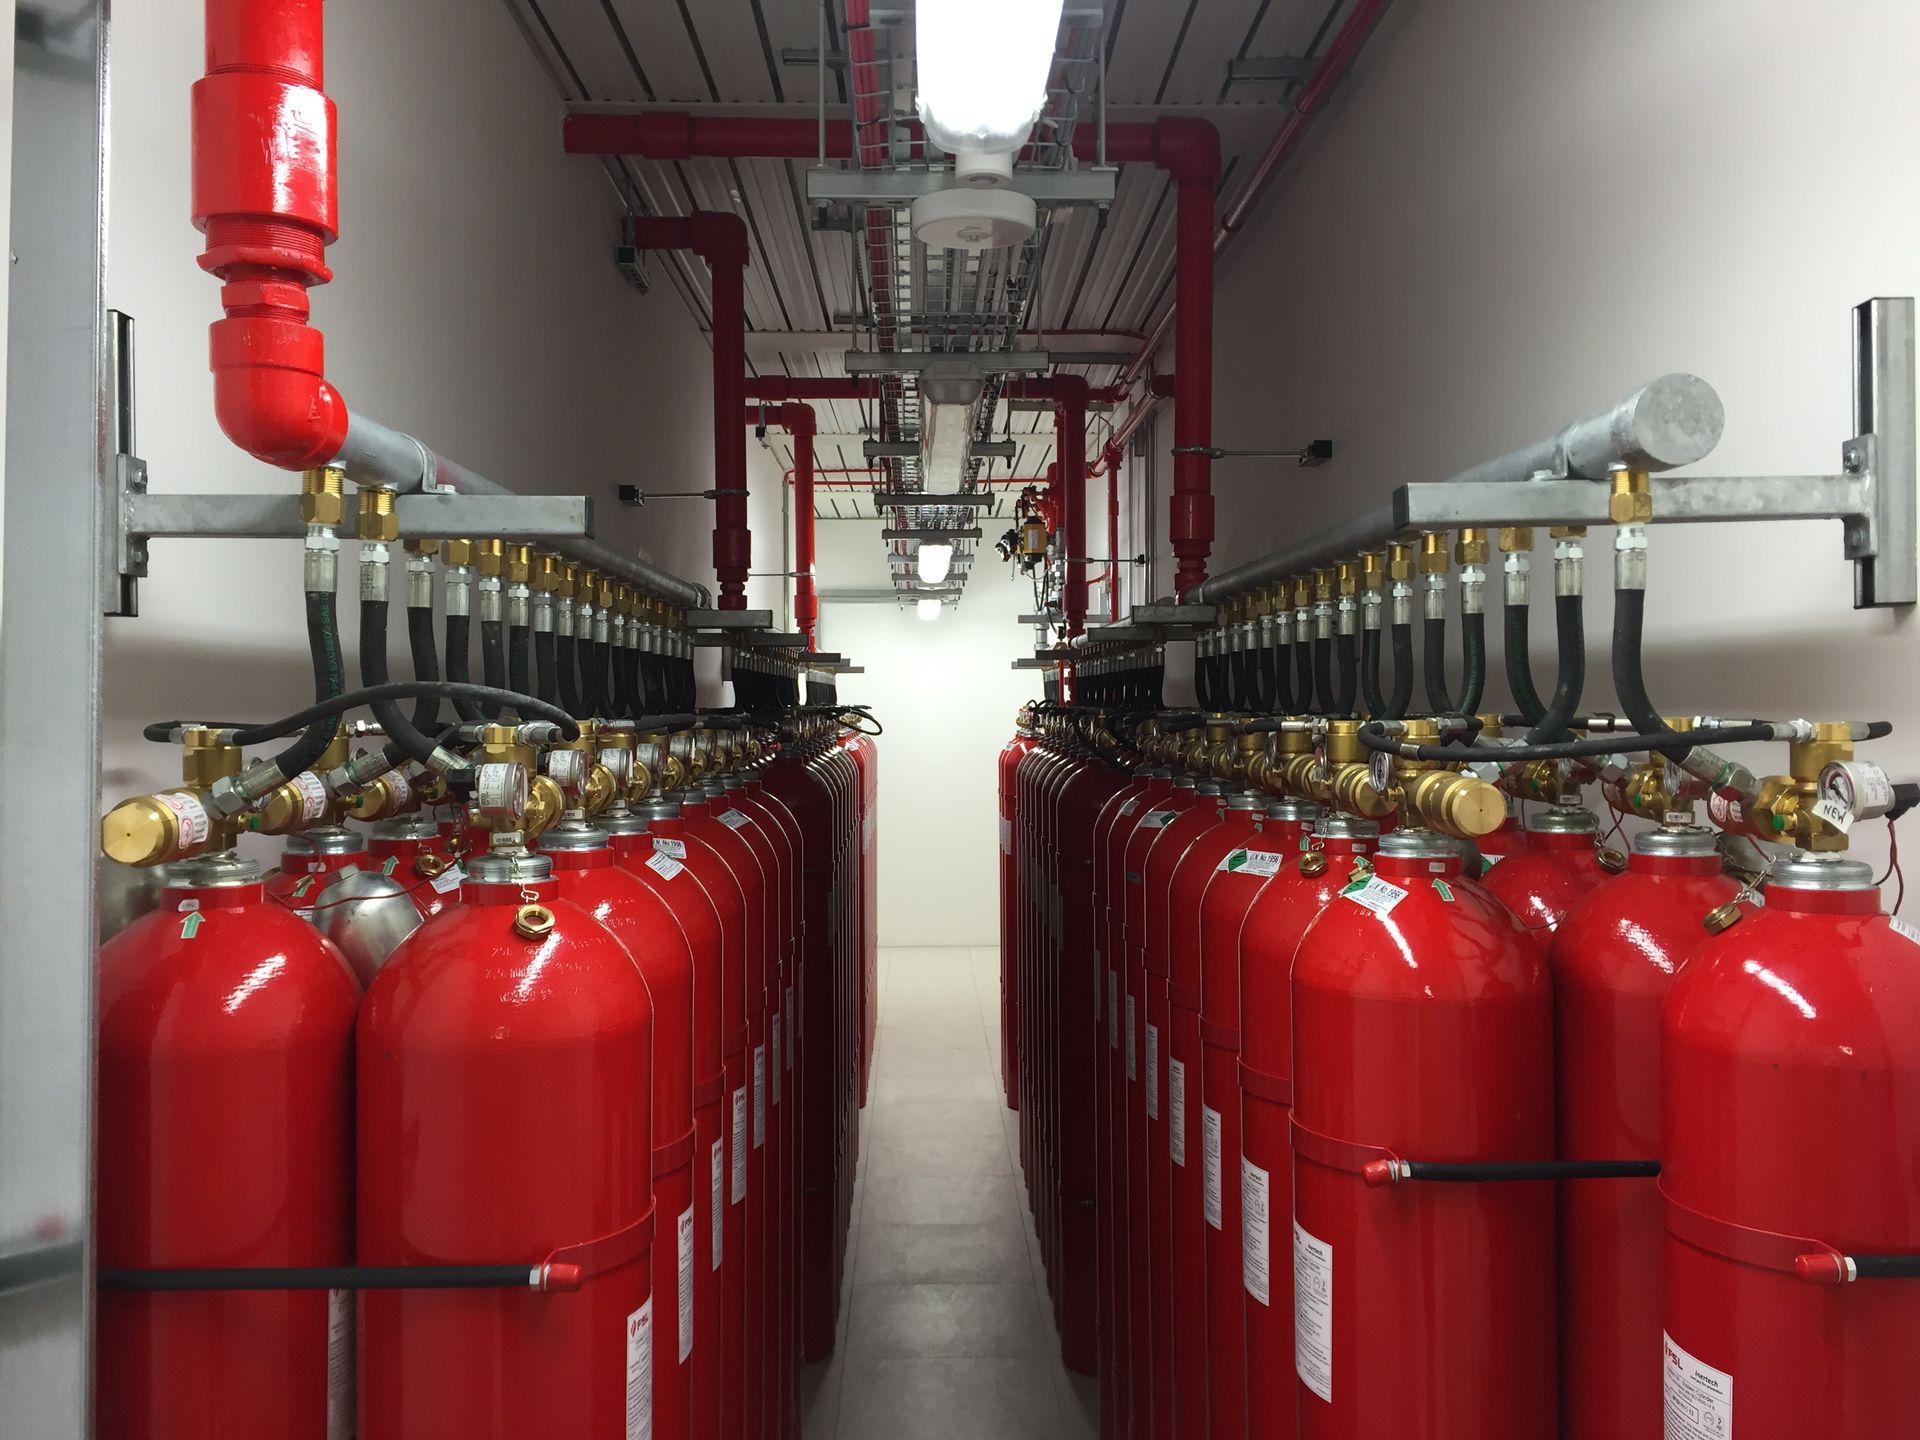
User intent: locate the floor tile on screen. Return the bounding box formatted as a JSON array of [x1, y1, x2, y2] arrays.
[[862, 1172, 1024, 1227], [862, 1128, 1013, 1180], [835, 1357, 1067, 1440], [853, 1220, 1033, 1285], [870, 1096, 1006, 1138], [843, 1282, 1050, 1359]]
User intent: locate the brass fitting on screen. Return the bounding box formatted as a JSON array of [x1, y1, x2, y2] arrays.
[[561, 562, 582, 601], [1386, 542, 1414, 584], [357, 486, 399, 544], [254, 733, 355, 835], [299, 466, 346, 528], [1335, 560, 1359, 600], [1609, 468, 1654, 526], [1360, 552, 1385, 594], [596, 576, 616, 610], [1311, 569, 1335, 605], [1291, 576, 1312, 611], [1317, 719, 1395, 819], [101, 727, 245, 867], [1204, 720, 1238, 781], [1418, 532, 1449, 575], [347, 767, 419, 824], [404, 537, 441, 558], [1454, 527, 1489, 568], [1267, 724, 1318, 801], [476, 538, 505, 578], [1747, 721, 1854, 851], [443, 537, 475, 567], [1497, 527, 1534, 554], [533, 552, 563, 593], [1390, 718, 1505, 839], [507, 544, 532, 585], [1549, 525, 1589, 541]]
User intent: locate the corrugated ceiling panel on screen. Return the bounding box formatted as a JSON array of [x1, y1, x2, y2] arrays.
[[1157, 0, 1268, 104], [734, 159, 827, 331], [1102, 188, 1179, 335], [1103, 0, 1191, 102], [1067, 164, 1168, 331], [602, 0, 712, 101], [531, 0, 648, 101], [670, 159, 787, 331], [683, 0, 782, 104], [1030, 205, 1099, 333]]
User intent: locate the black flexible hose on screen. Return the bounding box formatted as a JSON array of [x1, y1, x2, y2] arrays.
[[1506, 603, 1546, 728], [1226, 648, 1249, 710], [1360, 628, 1386, 717], [507, 624, 531, 721], [445, 613, 485, 724], [556, 635, 584, 719], [1526, 594, 1585, 744], [1254, 645, 1278, 713], [1457, 610, 1486, 718], [143, 682, 581, 748], [1333, 632, 1358, 717], [1195, 652, 1216, 710], [1424, 615, 1451, 715], [581, 639, 608, 718], [364, 601, 456, 768], [1382, 1159, 1660, 1184], [100, 1265, 563, 1293], [534, 629, 560, 708], [1386, 623, 1415, 722], [1294, 635, 1314, 714], [1355, 718, 1778, 764], [265, 589, 345, 779], [1312, 636, 1335, 715], [613, 644, 636, 720], [1271, 640, 1297, 714], [479, 620, 507, 722]]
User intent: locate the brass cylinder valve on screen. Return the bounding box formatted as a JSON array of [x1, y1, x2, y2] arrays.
[[253, 732, 357, 835], [1390, 718, 1506, 839], [1315, 719, 1396, 819], [101, 727, 245, 867], [1746, 721, 1854, 851]]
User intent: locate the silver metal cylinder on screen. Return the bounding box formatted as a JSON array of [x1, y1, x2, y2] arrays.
[[555, 596, 575, 640], [1336, 594, 1358, 636], [533, 592, 554, 634], [1612, 527, 1646, 592], [407, 552, 435, 611], [445, 564, 472, 618]]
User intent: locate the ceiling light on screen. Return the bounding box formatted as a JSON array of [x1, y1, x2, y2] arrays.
[[915, 0, 1066, 180], [917, 542, 955, 584], [917, 597, 944, 622]]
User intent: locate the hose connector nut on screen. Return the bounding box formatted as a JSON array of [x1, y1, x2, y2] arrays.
[[1497, 527, 1534, 554], [1454, 528, 1489, 568], [533, 553, 563, 593], [513, 904, 556, 941], [1418, 532, 1449, 575], [355, 486, 399, 544], [476, 538, 505, 577], [300, 466, 347, 528], [507, 544, 532, 585], [1360, 551, 1385, 593], [1609, 468, 1655, 526], [404, 537, 441, 557], [443, 537, 475, 568]]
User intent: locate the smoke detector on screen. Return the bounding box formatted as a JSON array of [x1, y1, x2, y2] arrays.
[[912, 186, 1037, 253]]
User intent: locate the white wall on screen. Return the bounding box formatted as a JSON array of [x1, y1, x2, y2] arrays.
[[102, 0, 785, 814], [1142, 0, 1920, 897], [815, 522, 1037, 946]]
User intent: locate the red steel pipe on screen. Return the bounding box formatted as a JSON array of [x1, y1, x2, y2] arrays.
[[747, 403, 819, 646], [1006, 377, 1090, 636], [1103, 441, 1123, 621], [630, 213, 752, 608]]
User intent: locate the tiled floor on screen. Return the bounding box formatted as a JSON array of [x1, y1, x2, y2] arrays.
[[800, 946, 1100, 1440]]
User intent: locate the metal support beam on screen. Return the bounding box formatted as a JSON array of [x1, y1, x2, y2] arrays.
[[881, 528, 983, 541], [843, 349, 1053, 376], [806, 168, 1117, 207], [1228, 56, 1315, 84], [875, 492, 995, 507], [125, 492, 594, 542]]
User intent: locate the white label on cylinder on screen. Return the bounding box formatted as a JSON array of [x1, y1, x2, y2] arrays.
[[290, 770, 329, 823], [785, 986, 794, 1066], [772, 1019, 782, 1105], [429, 864, 465, 894], [386, 769, 412, 809], [1340, 875, 1407, 916], [1892, 916, 1920, 948], [1218, 848, 1285, 876], [1108, 971, 1119, 1050], [730, 1088, 748, 1204], [653, 836, 687, 859], [1145, 1024, 1160, 1120], [1663, 1332, 1733, 1440], [1202, 1106, 1223, 1229], [625, 1297, 653, 1440], [1294, 1223, 1334, 1404], [677, 1206, 696, 1363], [1125, 994, 1137, 1080], [1241, 1158, 1270, 1305], [752, 1047, 767, 1148], [1000, 817, 1013, 855], [710, 1140, 724, 1267], [154, 790, 211, 848], [326, 1288, 352, 1440], [647, 851, 684, 881], [718, 808, 751, 830], [1169, 1058, 1187, 1165]]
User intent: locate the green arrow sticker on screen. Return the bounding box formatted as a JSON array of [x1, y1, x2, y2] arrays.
[[382, 856, 399, 877], [1432, 878, 1456, 903], [291, 876, 317, 899], [1226, 850, 1248, 871], [179, 911, 204, 940]]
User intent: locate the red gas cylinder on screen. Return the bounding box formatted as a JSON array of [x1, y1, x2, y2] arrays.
[[357, 845, 656, 1439], [1236, 812, 1368, 1440], [264, 827, 366, 919], [366, 811, 460, 917], [1662, 852, 1920, 1440], [1196, 795, 1322, 1440], [1479, 805, 1618, 953], [97, 852, 361, 1440], [1139, 776, 1222, 1437], [1090, 762, 1154, 1440], [1000, 721, 1037, 1108], [1291, 829, 1555, 1438], [1165, 788, 1267, 1438], [1546, 823, 1736, 1440], [1475, 810, 1529, 867], [609, 803, 728, 1440], [543, 820, 699, 1440]]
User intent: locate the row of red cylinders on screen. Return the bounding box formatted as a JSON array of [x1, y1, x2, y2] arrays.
[[999, 726, 1920, 1440], [95, 732, 879, 1439]]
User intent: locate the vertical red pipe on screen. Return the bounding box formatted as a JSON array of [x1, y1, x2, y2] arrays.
[[747, 404, 820, 646], [1170, 171, 1216, 596], [1103, 441, 1123, 622], [631, 213, 752, 609], [1054, 380, 1089, 638]]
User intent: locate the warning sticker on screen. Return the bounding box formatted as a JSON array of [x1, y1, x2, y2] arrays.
[[1340, 875, 1408, 917], [752, 1046, 767, 1149], [1218, 848, 1286, 876], [1120, 797, 1140, 816], [772, 1020, 782, 1105], [1294, 1223, 1334, 1403], [1663, 1333, 1733, 1440], [154, 790, 211, 848], [647, 851, 685, 881], [326, 1288, 352, 1440], [1107, 970, 1119, 1050], [1145, 809, 1180, 829], [1169, 1058, 1187, 1166], [1126, 994, 1137, 1081], [1202, 1106, 1223, 1229], [289, 770, 329, 825], [1242, 1157, 1270, 1305], [730, 1088, 748, 1204], [653, 836, 687, 859], [429, 864, 465, 894], [1000, 817, 1013, 855], [625, 1297, 654, 1440], [718, 808, 751, 830], [1145, 1024, 1160, 1120], [785, 986, 794, 1066], [669, 1205, 694, 1364], [710, 1140, 724, 1267]]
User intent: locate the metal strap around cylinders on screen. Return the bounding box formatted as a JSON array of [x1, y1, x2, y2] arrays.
[[693, 1072, 727, 1109], [653, 1124, 698, 1177], [1288, 1116, 1390, 1175], [542, 1205, 657, 1281], [1238, 1061, 1293, 1108], [1661, 1189, 1847, 1281], [1169, 981, 1203, 1012], [1201, 1019, 1240, 1050]]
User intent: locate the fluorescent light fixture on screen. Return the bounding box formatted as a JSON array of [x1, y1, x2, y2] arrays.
[[917, 542, 955, 584], [915, 0, 1066, 168], [917, 597, 944, 622]]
